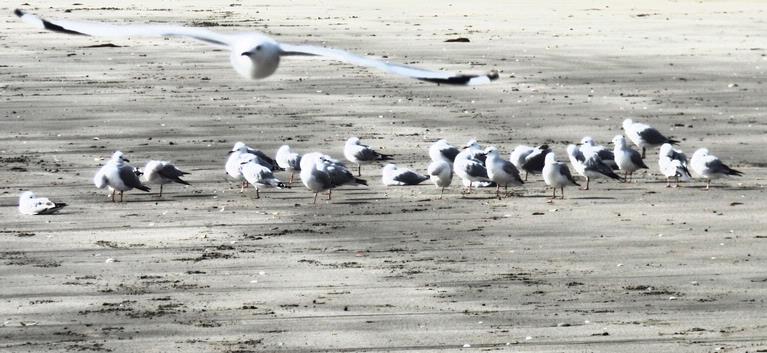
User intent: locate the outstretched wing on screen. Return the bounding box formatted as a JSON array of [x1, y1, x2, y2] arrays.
[[15, 9, 232, 48], [278, 43, 499, 86]]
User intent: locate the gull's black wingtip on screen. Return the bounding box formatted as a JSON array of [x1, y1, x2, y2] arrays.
[[14, 9, 25, 18]]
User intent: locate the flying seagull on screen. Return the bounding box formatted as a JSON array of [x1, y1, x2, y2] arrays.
[[14, 9, 499, 85]]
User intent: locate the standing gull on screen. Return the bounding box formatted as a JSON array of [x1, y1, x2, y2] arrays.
[[226, 141, 278, 191], [429, 139, 460, 164], [521, 144, 552, 181], [658, 143, 691, 188], [240, 154, 287, 198], [142, 160, 190, 196], [566, 144, 621, 190], [453, 148, 491, 194], [623, 119, 679, 158], [580, 136, 618, 170], [510, 145, 535, 180], [14, 9, 498, 85], [275, 145, 302, 184], [18, 191, 67, 215], [344, 137, 393, 176], [542, 152, 580, 199], [690, 148, 743, 189], [485, 146, 524, 199], [299, 153, 333, 204], [300, 152, 367, 203], [427, 160, 453, 198], [382, 164, 429, 186], [612, 135, 648, 182], [94, 151, 150, 202]]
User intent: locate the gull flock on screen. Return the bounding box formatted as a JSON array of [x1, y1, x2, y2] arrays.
[[11, 10, 746, 213], [20, 117, 744, 214]]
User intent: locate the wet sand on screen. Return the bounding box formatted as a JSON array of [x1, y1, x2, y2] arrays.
[[1, 1, 767, 352]]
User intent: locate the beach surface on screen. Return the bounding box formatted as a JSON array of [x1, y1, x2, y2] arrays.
[[1, 1, 766, 352]]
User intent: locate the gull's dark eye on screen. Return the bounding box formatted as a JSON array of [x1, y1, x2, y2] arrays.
[[255, 45, 262, 51]]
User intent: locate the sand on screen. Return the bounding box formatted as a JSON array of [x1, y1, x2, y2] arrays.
[[1, 1, 766, 352]]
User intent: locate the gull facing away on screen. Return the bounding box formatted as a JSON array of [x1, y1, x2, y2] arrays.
[[300, 152, 367, 204], [566, 144, 621, 190], [521, 144, 552, 181], [509, 145, 534, 180], [427, 160, 453, 199], [658, 143, 691, 188], [142, 160, 190, 196], [485, 146, 524, 199], [622, 119, 679, 159], [344, 137, 393, 176], [18, 191, 67, 215], [240, 154, 287, 198], [690, 148, 743, 189], [429, 139, 460, 164], [94, 151, 151, 202], [226, 142, 279, 191], [275, 145, 302, 184], [14, 9, 499, 86], [542, 152, 580, 199], [612, 135, 648, 182], [381, 164, 429, 186]]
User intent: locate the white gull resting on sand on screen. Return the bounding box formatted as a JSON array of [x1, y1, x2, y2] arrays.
[[622, 119, 679, 158], [612, 135, 648, 182], [658, 143, 691, 188], [485, 146, 523, 199], [18, 191, 67, 215], [240, 154, 287, 198], [429, 139, 460, 164], [344, 137, 393, 176], [142, 160, 190, 196], [566, 144, 621, 190], [275, 145, 302, 184], [15, 9, 499, 86], [381, 164, 429, 186], [542, 152, 580, 199], [690, 148, 743, 189], [94, 151, 150, 202], [427, 160, 453, 198]]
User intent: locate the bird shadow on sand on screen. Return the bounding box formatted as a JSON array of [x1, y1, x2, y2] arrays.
[[171, 193, 217, 198], [570, 196, 617, 200], [331, 198, 378, 205]]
